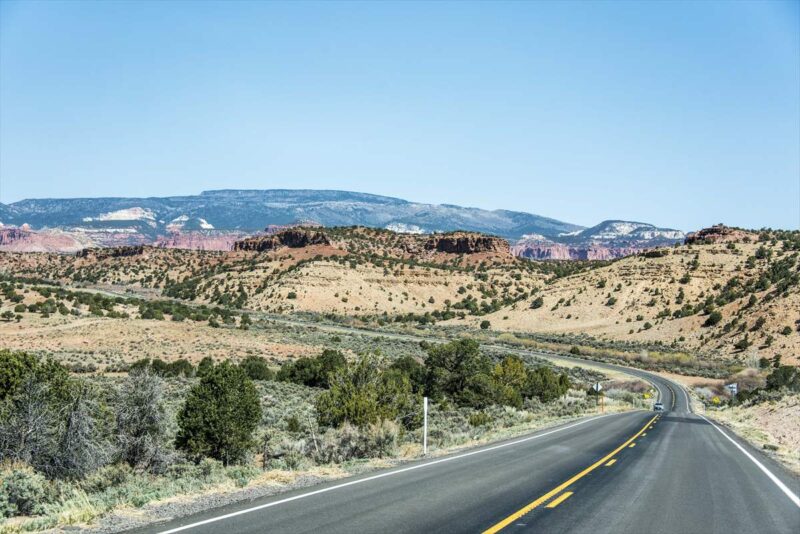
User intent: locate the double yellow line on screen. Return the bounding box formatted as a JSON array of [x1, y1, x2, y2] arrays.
[[482, 414, 658, 534]]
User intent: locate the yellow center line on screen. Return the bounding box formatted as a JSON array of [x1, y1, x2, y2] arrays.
[[604, 459, 616, 467], [545, 492, 573, 508], [481, 414, 657, 534]]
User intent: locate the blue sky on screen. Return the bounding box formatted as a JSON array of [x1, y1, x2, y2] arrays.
[[0, 0, 798, 231]]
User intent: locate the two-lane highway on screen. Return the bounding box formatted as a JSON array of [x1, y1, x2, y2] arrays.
[[133, 347, 799, 534]]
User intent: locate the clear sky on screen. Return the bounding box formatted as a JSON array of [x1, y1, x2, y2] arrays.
[[1, 1, 798, 231]]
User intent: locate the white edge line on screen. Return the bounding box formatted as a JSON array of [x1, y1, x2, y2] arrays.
[[157, 412, 620, 533], [699, 414, 800, 508]]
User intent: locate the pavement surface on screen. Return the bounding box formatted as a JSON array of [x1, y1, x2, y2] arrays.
[[129, 340, 800, 534]]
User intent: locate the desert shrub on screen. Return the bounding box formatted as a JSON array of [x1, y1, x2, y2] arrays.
[[490, 355, 528, 408], [0, 349, 72, 403], [314, 420, 399, 463], [704, 311, 723, 327], [525, 366, 570, 403], [468, 412, 492, 427], [480, 320, 491, 330], [285, 415, 302, 433], [316, 355, 419, 429], [766, 366, 800, 392], [175, 362, 262, 465], [239, 356, 275, 381], [168, 359, 195, 378], [0, 355, 111, 480], [197, 356, 215, 376], [0, 465, 51, 517], [388, 355, 426, 393], [530, 296, 544, 309], [424, 339, 493, 408], [115, 370, 171, 473], [277, 349, 346, 388], [79, 463, 134, 494], [49, 383, 113, 479], [0, 378, 59, 472], [131, 358, 194, 378]]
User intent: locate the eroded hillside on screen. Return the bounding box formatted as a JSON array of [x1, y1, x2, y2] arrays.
[[467, 228, 800, 364], [0, 227, 581, 319], [2, 225, 796, 366]]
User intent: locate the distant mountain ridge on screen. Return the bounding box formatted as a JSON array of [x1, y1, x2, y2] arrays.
[[512, 220, 685, 260], [0, 189, 685, 257], [0, 189, 581, 240]]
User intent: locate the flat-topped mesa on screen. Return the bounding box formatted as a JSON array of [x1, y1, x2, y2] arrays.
[[76, 245, 147, 259], [233, 229, 331, 252], [264, 220, 323, 235], [424, 232, 509, 254], [684, 225, 754, 245]]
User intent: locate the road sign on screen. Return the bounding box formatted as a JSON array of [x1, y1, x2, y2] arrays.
[[593, 383, 603, 392], [725, 383, 738, 396]]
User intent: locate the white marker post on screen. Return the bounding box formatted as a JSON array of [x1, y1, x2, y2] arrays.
[[423, 396, 428, 456], [593, 383, 603, 413]]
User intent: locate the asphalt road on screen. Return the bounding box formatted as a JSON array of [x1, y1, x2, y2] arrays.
[[132, 351, 800, 534]]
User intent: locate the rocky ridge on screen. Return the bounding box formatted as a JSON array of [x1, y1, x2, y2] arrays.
[[233, 229, 332, 252]]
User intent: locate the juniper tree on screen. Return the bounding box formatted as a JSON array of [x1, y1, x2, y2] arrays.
[[176, 362, 261, 465], [116, 370, 171, 472]]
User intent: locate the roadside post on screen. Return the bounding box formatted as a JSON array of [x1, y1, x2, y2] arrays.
[[423, 396, 428, 456], [593, 383, 603, 413]]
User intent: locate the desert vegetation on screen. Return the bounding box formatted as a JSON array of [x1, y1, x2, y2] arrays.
[[0, 337, 645, 531]]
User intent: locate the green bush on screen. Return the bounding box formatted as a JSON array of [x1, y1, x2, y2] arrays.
[[0, 349, 72, 403], [175, 362, 262, 465], [316, 355, 419, 429], [424, 339, 493, 408], [239, 356, 275, 381], [525, 366, 570, 402], [766, 366, 799, 391], [197, 356, 215, 376], [468, 411, 492, 427], [277, 349, 346, 388], [131, 357, 195, 377], [704, 311, 722, 327], [388, 355, 425, 393], [490, 355, 528, 408], [0, 466, 51, 517]]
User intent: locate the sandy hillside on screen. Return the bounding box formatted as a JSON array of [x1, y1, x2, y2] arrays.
[[0, 313, 316, 369], [460, 238, 800, 364]]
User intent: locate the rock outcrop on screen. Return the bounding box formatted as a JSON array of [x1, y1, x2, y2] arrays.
[[155, 231, 245, 251], [684, 225, 754, 245], [76, 245, 147, 259], [511, 242, 642, 260], [233, 229, 331, 252], [264, 220, 323, 235], [424, 233, 509, 254], [0, 227, 89, 253]]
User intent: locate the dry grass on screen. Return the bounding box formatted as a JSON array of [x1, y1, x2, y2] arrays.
[[460, 242, 800, 364], [0, 313, 315, 369]]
